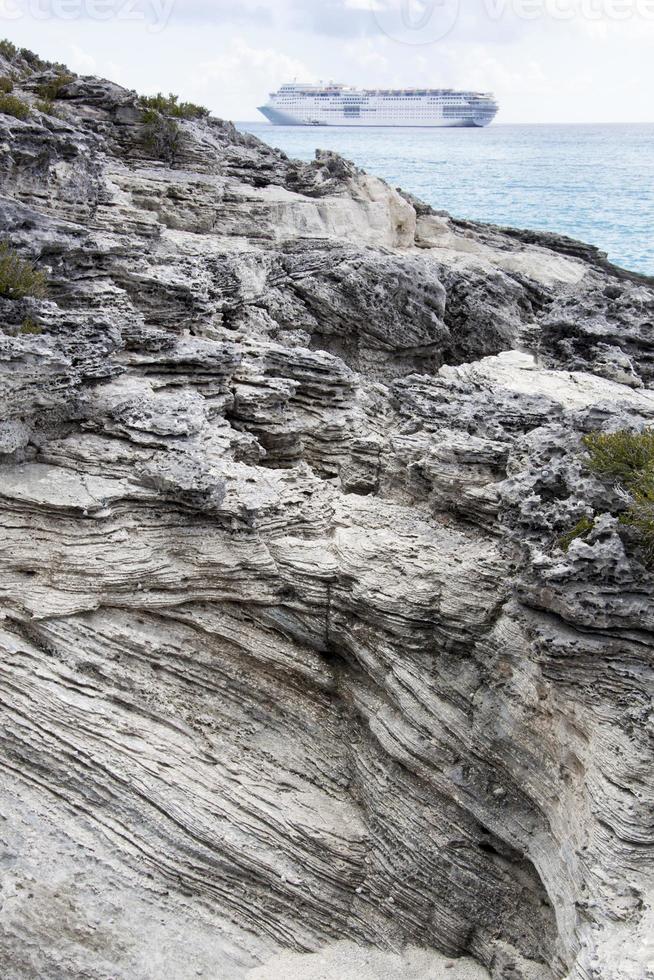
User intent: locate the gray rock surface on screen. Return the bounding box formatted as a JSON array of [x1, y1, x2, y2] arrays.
[[0, 48, 653, 980]]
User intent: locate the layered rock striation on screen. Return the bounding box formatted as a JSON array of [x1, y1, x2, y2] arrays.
[[0, 49, 653, 980]]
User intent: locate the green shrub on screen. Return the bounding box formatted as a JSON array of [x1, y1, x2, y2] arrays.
[[138, 91, 209, 165], [0, 243, 46, 300], [20, 48, 50, 71], [559, 516, 595, 553], [140, 92, 209, 120], [142, 109, 185, 164], [19, 316, 42, 335], [35, 98, 56, 116], [581, 427, 654, 567], [35, 72, 74, 101], [583, 429, 654, 490], [0, 76, 13, 94], [0, 39, 18, 61], [0, 93, 29, 119]]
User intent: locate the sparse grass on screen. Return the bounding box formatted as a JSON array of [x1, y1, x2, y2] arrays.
[[0, 92, 29, 120], [559, 516, 595, 553], [0, 76, 13, 94], [139, 92, 209, 120], [35, 71, 74, 101], [0, 243, 46, 300], [19, 316, 42, 335], [35, 98, 56, 116]]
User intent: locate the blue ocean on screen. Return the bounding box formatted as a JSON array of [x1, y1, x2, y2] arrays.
[[237, 123, 654, 278]]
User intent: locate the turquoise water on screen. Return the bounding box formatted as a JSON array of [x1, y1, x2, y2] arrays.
[[237, 123, 654, 277]]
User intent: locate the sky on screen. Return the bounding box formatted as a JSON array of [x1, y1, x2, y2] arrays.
[[1, 0, 654, 123]]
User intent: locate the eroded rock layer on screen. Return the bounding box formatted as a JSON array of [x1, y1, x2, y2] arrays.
[[0, 50, 653, 980]]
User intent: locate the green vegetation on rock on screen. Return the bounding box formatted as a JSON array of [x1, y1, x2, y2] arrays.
[[34, 71, 74, 101], [35, 98, 56, 116], [0, 40, 51, 71], [563, 427, 654, 566], [0, 76, 13, 94], [139, 92, 209, 120], [138, 92, 208, 166], [0, 243, 46, 299], [583, 428, 654, 490], [0, 92, 29, 119], [19, 316, 42, 335], [142, 109, 185, 164], [559, 516, 596, 553], [0, 39, 18, 60], [18, 47, 50, 71]]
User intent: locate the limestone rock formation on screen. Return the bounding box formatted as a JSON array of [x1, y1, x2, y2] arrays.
[[0, 49, 653, 980]]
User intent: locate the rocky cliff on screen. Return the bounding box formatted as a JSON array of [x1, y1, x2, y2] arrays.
[[0, 48, 653, 980]]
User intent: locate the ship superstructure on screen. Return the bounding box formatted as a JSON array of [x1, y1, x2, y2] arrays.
[[258, 82, 498, 128]]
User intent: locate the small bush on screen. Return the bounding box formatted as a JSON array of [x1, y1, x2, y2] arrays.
[[142, 109, 185, 164], [138, 91, 209, 165], [19, 316, 42, 335], [35, 98, 56, 116], [582, 427, 654, 567], [35, 72, 74, 101], [0, 76, 13, 94], [0, 93, 29, 119], [0, 243, 46, 300], [20, 48, 50, 71], [0, 39, 18, 61], [583, 429, 654, 490], [140, 92, 209, 120], [559, 516, 595, 553]]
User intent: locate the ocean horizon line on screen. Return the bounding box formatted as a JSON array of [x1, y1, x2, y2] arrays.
[[236, 119, 654, 127]]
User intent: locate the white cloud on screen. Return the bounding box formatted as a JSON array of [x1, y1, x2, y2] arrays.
[[194, 41, 311, 87], [68, 42, 96, 74], [190, 40, 312, 117], [343, 37, 390, 72]]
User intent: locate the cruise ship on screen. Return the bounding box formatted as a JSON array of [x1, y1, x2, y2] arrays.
[[258, 83, 499, 128]]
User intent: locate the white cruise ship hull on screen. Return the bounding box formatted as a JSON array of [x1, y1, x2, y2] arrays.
[[258, 85, 499, 129], [259, 106, 492, 128]]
